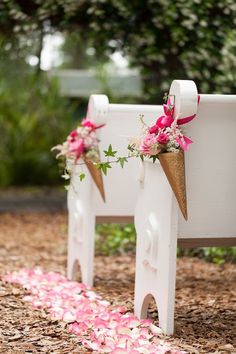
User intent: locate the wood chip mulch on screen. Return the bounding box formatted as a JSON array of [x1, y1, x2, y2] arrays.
[[0, 212, 235, 354]]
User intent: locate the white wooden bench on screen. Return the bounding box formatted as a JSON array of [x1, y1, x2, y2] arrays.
[[67, 80, 236, 334]]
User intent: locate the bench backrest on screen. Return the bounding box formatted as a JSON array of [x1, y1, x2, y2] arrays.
[[84, 80, 236, 242]]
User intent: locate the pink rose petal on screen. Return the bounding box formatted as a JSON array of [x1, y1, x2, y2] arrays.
[[112, 348, 128, 354], [2, 268, 186, 354]]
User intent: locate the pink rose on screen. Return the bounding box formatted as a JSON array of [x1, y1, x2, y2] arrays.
[[69, 138, 85, 160], [157, 133, 169, 145], [70, 130, 78, 137], [139, 134, 160, 156], [149, 124, 159, 134]]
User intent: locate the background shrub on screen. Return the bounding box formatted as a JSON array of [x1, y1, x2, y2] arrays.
[[0, 68, 75, 186], [96, 224, 236, 264]]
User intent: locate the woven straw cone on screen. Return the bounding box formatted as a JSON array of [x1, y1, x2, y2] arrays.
[[159, 150, 187, 220], [84, 157, 106, 202]]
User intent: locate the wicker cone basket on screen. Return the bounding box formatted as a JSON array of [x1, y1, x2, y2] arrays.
[[84, 158, 106, 202], [159, 150, 188, 220]]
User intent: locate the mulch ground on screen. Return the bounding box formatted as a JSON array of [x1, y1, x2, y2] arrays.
[[0, 212, 235, 354]]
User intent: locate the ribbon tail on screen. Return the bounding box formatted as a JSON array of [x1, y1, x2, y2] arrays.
[[176, 136, 193, 151], [94, 123, 106, 130], [177, 114, 196, 125], [177, 95, 200, 125]]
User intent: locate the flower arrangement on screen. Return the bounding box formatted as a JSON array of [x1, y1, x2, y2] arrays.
[[52, 118, 106, 201], [53, 95, 198, 218], [52, 118, 104, 166], [125, 95, 198, 220], [128, 96, 194, 162]]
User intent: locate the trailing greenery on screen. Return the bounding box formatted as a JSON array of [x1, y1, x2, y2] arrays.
[[96, 223, 236, 264]]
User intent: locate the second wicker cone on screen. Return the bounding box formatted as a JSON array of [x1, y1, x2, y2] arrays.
[[159, 150, 188, 220], [84, 157, 106, 202]]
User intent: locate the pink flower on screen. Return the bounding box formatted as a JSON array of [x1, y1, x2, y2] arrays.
[[149, 101, 174, 134], [68, 139, 85, 160], [81, 119, 96, 130], [139, 134, 160, 156], [149, 124, 159, 134], [69, 130, 78, 138], [81, 119, 105, 131], [67, 130, 78, 143], [156, 115, 174, 129], [157, 133, 169, 145]]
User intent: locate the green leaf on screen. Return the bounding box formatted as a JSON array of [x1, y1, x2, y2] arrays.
[[127, 144, 135, 152], [163, 92, 168, 103], [79, 173, 86, 181], [98, 162, 112, 175], [64, 185, 70, 191], [104, 144, 117, 157], [152, 156, 157, 163], [117, 157, 128, 168]]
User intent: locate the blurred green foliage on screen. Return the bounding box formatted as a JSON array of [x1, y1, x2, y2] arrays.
[[1, 1, 236, 102], [0, 32, 137, 187], [178, 246, 236, 265], [96, 224, 136, 256], [0, 56, 75, 186], [96, 223, 236, 264]]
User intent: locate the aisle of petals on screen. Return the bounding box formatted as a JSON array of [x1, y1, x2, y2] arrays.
[[2, 269, 185, 354]]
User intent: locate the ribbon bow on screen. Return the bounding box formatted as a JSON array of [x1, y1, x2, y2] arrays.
[[81, 119, 105, 131], [149, 96, 200, 151]]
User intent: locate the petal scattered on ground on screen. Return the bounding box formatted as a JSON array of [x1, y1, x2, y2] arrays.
[[3, 268, 185, 354], [0, 212, 235, 353]]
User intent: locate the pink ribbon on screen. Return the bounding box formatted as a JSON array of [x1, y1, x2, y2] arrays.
[[176, 135, 193, 151], [149, 95, 200, 151], [85, 107, 106, 131], [176, 95, 200, 125], [81, 119, 105, 131]]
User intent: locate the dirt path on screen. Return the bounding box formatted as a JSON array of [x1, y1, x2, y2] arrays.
[[0, 212, 235, 353]]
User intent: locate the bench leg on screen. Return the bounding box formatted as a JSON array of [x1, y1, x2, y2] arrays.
[[134, 161, 178, 335], [67, 175, 95, 287]]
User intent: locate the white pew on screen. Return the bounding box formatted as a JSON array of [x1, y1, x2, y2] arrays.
[[67, 97, 163, 285], [67, 80, 236, 334]]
